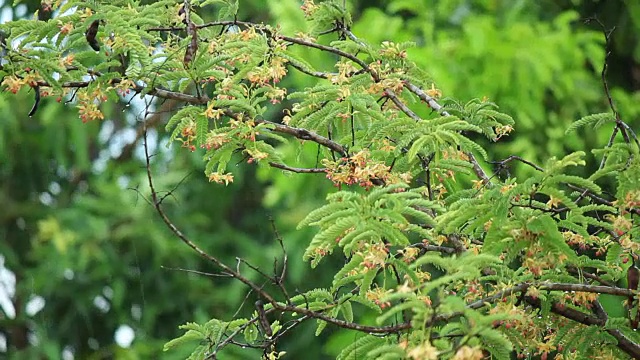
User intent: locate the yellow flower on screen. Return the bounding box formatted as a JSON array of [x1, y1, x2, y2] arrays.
[[407, 342, 439, 360], [269, 57, 288, 83], [526, 286, 541, 299], [337, 86, 351, 100], [247, 149, 269, 162], [60, 54, 75, 67], [239, 27, 258, 42], [2, 75, 25, 94], [536, 341, 556, 354], [546, 195, 561, 208], [453, 346, 483, 360], [77, 102, 104, 123], [203, 103, 225, 119], [208, 172, 234, 185], [204, 132, 228, 150], [59, 22, 73, 35], [300, 0, 319, 17], [426, 83, 442, 98]]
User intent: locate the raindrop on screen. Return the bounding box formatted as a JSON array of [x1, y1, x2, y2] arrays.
[[93, 295, 110, 313], [63, 269, 74, 280], [102, 286, 113, 299], [115, 325, 135, 348], [28, 332, 38, 345], [131, 304, 142, 321], [39, 192, 53, 206], [15, 4, 28, 18], [25, 296, 45, 316], [62, 346, 74, 360], [49, 182, 61, 195]]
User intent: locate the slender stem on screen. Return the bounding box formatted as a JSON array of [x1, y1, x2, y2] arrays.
[[269, 162, 326, 173]]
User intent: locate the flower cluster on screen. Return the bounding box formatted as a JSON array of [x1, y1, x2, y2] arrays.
[[403, 341, 439, 360], [300, 0, 318, 17], [203, 131, 229, 151], [109, 79, 135, 97], [494, 124, 514, 141], [356, 242, 388, 270], [367, 60, 406, 96], [605, 213, 635, 243], [2, 75, 25, 94], [265, 85, 287, 104], [379, 41, 407, 59], [522, 242, 569, 277], [178, 119, 197, 151], [322, 149, 412, 189], [365, 286, 392, 309], [203, 102, 226, 120], [622, 189, 640, 212], [330, 61, 357, 85], [76, 88, 108, 123], [58, 21, 73, 35], [208, 172, 234, 185], [397, 246, 420, 264], [247, 57, 288, 85]]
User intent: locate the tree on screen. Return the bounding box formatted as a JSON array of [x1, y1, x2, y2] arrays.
[[1, 0, 639, 359]]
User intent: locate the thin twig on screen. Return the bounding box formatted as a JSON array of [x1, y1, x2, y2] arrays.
[[491, 155, 545, 173], [468, 282, 634, 310], [268, 162, 326, 173], [269, 216, 291, 304], [143, 128, 413, 334]]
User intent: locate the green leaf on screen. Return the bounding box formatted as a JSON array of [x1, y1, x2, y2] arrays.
[[479, 328, 513, 360], [163, 329, 203, 351], [339, 300, 354, 322], [565, 112, 615, 134], [337, 335, 385, 360], [527, 215, 577, 262], [195, 115, 208, 146]]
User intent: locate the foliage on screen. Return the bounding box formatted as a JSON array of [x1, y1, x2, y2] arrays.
[[1, 0, 640, 360]]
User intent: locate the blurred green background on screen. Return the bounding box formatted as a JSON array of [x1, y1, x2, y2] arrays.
[[1, 0, 639, 358]]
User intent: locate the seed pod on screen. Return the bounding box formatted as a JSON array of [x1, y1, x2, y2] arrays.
[[627, 265, 639, 329], [178, 5, 187, 25], [255, 300, 272, 337], [28, 85, 41, 117], [85, 20, 100, 51], [183, 23, 198, 67]]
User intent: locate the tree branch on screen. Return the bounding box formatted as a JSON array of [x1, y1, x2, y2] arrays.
[[269, 162, 326, 173], [142, 126, 409, 335], [255, 118, 347, 156], [468, 282, 634, 310]]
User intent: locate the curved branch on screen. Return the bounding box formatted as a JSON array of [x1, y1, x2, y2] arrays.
[[149, 20, 494, 184], [35, 74, 347, 157], [278, 35, 371, 72], [467, 281, 640, 357], [35, 78, 209, 104], [143, 128, 406, 335], [525, 296, 640, 358]]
